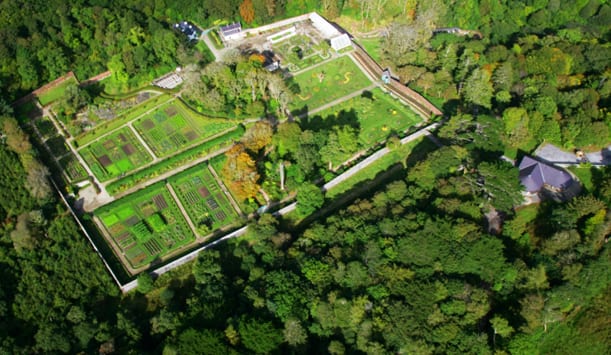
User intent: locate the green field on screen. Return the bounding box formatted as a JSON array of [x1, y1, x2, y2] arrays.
[[134, 101, 237, 157], [37, 76, 79, 106], [80, 127, 153, 181], [169, 164, 239, 235], [46, 135, 70, 158], [312, 88, 422, 146], [290, 56, 372, 114], [96, 182, 195, 269], [34, 116, 56, 139]]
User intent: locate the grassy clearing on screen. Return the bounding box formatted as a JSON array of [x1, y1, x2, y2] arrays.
[[326, 137, 437, 198], [75, 94, 172, 147], [311, 88, 422, 147], [106, 125, 245, 195], [568, 165, 593, 192], [290, 56, 372, 114], [133, 101, 237, 157], [95, 182, 195, 269], [355, 38, 382, 63], [169, 164, 239, 235], [37, 76, 79, 106], [80, 126, 153, 182]]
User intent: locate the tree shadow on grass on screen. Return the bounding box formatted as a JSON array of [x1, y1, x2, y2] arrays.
[[300, 108, 361, 133]]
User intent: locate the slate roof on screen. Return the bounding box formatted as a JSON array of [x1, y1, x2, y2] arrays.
[[220, 23, 242, 37], [518, 156, 573, 193], [175, 21, 198, 41]]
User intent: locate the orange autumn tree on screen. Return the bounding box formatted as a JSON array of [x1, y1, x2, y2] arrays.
[[239, 0, 255, 24], [221, 143, 260, 201]]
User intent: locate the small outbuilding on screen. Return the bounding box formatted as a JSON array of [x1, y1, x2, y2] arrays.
[[330, 33, 352, 51], [174, 21, 199, 41], [220, 22, 244, 42]]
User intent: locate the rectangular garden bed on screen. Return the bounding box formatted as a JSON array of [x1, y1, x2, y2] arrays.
[[169, 164, 239, 235], [133, 101, 237, 157], [79, 126, 153, 181], [59, 154, 88, 182], [95, 182, 195, 269]]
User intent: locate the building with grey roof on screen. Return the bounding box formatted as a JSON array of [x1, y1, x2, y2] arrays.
[[518, 156, 580, 202]]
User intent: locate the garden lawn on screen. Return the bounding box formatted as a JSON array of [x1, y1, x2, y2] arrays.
[[290, 56, 372, 114], [95, 182, 195, 269], [312, 88, 422, 147], [134, 101, 237, 157], [79, 126, 152, 181], [37, 76, 79, 106], [273, 34, 325, 71], [169, 164, 239, 235]]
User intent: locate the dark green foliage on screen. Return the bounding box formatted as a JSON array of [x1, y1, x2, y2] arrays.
[[0, 145, 34, 216], [0, 1, 609, 354], [238, 317, 283, 354]]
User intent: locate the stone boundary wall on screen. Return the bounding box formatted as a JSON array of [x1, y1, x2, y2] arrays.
[[14, 70, 111, 106], [241, 13, 311, 37], [13, 71, 78, 106], [80, 70, 111, 86], [352, 44, 443, 118]]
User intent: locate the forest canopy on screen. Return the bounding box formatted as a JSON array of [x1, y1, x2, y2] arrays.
[[0, 0, 609, 354]]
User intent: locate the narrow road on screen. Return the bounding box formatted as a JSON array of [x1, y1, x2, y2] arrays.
[[200, 31, 228, 61], [127, 122, 158, 161], [166, 183, 200, 238]]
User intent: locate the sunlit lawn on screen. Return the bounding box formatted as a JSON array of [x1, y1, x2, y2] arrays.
[[312, 88, 422, 147], [290, 56, 371, 114]]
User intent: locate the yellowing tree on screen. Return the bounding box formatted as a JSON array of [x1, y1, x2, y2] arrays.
[[239, 0, 255, 24], [222, 144, 260, 201]]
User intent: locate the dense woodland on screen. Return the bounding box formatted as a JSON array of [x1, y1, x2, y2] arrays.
[[0, 0, 610, 354]]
